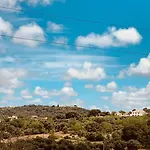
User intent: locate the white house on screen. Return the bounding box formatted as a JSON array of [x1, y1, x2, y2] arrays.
[[130, 109, 147, 116], [8, 116, 18, 121]]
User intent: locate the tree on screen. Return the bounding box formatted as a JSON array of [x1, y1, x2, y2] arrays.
[[71, 122, 82, 132], [119, 110, 126, 115], [111, 111, 116, 116], [101, 111, 110, 116], [65, 112, 80, 119], [122, 125, 139, 141], [99, 122, 113, 133], [85, 122, 99, 132], [88, 109, 101, 117]]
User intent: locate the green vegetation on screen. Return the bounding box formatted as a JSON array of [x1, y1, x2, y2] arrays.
[[0, 105, 150, 150]]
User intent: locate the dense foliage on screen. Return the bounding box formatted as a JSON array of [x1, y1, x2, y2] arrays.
[[0, 105, 150, 150]]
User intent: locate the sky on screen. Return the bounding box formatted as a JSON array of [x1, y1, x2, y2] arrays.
[[0, 0, 150, 111]]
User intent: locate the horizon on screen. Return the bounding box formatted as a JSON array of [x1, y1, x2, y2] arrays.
[[0, 0, 150, 111]]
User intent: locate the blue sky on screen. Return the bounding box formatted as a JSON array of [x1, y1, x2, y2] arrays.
[[0, 0, 150, 111]]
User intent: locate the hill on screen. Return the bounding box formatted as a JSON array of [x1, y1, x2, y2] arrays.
[[0, 105, 89, 118]]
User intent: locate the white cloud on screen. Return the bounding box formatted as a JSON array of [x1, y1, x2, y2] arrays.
[[31, 98, 41, 104], [21, 89, 33, 99], [84, 84, 94, 89], [44, 61, 82, 68], [28, 0, 52, 5], [96, 81, 117, 92], [0, 17, 13, 37], [13, 23, 45, 47], [0, 0, 21, 11], [73, 98, 84, 107], [34, 86, 50, 98], [66, 61, 106, 81], [118, 54, 150, 78], [61, 87, 78, 97], [47, 21, 64, 33], [0, 88, 14, 95], [49, 101, 58, 106], [34, 86, 78, 98], [76, 27, 142, 48], [123, 86, 138, 92], [0, 68, 27, 88], [0, 0, 65, 11], [112, 82, 150, 109], [0, 57, 16, 63], [28, 0, 66, 6], [90, 105, 100, 110], [52, 36, 69, 47]]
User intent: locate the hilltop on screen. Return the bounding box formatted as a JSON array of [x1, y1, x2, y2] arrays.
[[0, 105, 89, 119]]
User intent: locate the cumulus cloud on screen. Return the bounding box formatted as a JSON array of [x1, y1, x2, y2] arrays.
[[66, 61, 106, 81], [0, 0, 21, 11], [96, 81, 117, 92], [0, 68, 27, 88], [13, 23, 46, 47], [61, 87, 78, 96], [47, 21, 64, 33], [34, 86, 50, 98], [76, 27, 142, 48], [112, 82, 150, 109], [0, 17, 13, 37], [21, 89, 33, 99], [118, 54, 150, 78], [34, 86, 78, 98]]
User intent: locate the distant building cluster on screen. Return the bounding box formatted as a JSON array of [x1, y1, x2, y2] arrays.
[[7, 115, 48, 121], [115, 109, 147, 117]]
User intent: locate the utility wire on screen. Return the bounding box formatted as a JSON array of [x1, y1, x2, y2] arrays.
[[0, 6, 150, 31], [0, 34, 148, 56]]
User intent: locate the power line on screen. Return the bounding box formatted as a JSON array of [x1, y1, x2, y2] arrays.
[[0, 6, 150, 32], [0, 34, 148, 56]]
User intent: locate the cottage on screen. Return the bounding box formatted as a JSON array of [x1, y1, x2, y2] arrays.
[[130, 109, 147, 116]]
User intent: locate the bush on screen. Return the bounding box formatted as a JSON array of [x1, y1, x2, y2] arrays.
[[127, 140, 141, 150], [86, 132, 104, 141]]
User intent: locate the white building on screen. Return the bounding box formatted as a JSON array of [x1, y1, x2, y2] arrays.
[[8, 116, 18, 121], [31, 115, 39, 119], [115, 112, 129, 117], [130, 109, 147, 116]]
